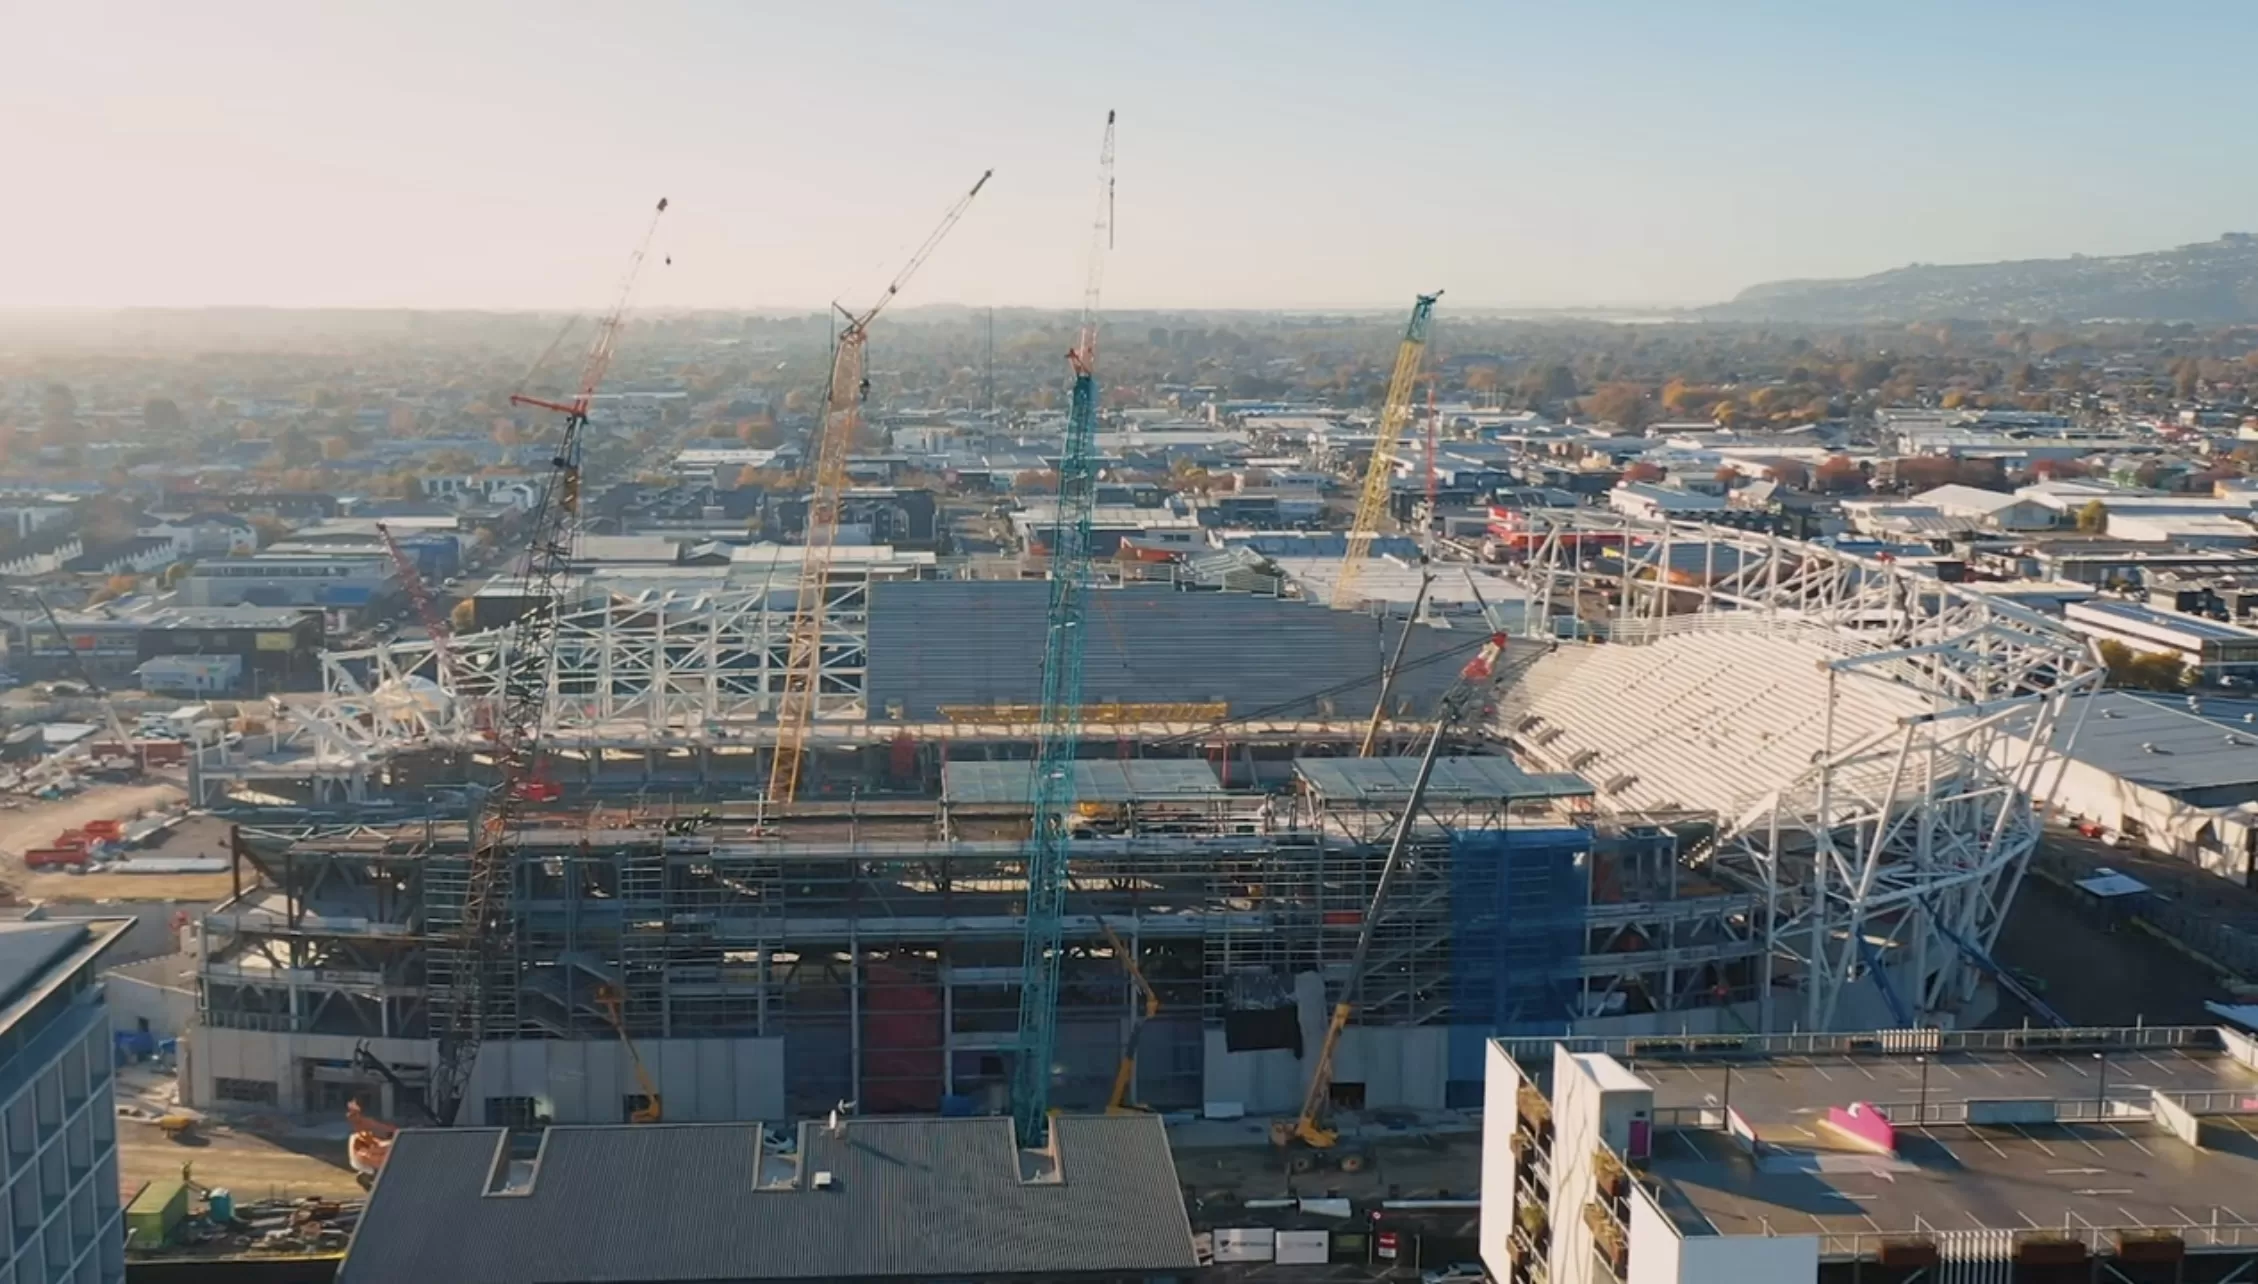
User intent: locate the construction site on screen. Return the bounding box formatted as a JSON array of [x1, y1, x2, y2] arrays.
[[172, 129, 2107, 1183]]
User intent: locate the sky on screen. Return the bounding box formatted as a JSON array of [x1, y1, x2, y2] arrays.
[[7, 0, 2258, 313]]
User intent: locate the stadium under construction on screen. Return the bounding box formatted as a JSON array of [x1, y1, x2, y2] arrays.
[[182, 521, 2104, 1128]]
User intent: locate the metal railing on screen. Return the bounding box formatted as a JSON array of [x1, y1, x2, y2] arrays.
[[1817, 1220, 2258, 1261], [1495, 1023, 2219, 1068]]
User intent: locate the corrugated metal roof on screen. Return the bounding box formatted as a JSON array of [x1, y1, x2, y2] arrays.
[[2008, 689, 2258, 794], [866, 580, 1468, 720], [338, 1116, 1199, 1284], [943, 759, 1224, 805], [1294, 755, 1596, 803]]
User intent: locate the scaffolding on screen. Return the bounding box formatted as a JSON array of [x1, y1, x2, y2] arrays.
[[199, 762, 1752, 1118]]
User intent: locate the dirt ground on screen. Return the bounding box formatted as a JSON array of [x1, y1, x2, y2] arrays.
[[0, 782, 237, 903], [117, 1118, 365, 1202]]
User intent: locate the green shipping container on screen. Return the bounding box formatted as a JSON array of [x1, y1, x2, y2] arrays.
[[125, 1179, 187, 1250]]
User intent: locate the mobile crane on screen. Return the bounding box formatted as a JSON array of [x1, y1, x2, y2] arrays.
[[425, 197, 670, 1127], [1273, 629, 1511, 1160], [767, 172, 991, 806]]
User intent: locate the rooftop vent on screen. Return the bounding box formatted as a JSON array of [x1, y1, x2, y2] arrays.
[[2142, 742, 2167, 754], [812, 1171, 836, 1190], [2100, 708, 2120, 719]]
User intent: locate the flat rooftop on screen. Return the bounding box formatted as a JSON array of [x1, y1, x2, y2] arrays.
[[1649, 1115, 2258, 1243], [1634, 1044, 2258, 1129], [1615, 1037, 2258, 1246]]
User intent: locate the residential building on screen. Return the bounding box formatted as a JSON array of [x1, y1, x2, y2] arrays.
[[0, 918, 133, 1283], [1484, 1025, 2258, 1284], [336, 1116, 1200, 1284]]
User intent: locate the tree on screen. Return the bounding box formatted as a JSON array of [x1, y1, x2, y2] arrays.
[[1581, 382, 1651, 428], [1769, 459, 1811, 490], [1621, 461, 1665, 484], [2097, 639, 2185, 691], [1518, 364, 1579, 404], [2075, 500, 2108, 534], [142, 398, 186, 436], [450, 599, 479, 632], [1813, 456, 1867, 494], [38, 384, 75, 437], [86, 574, 138, 606]]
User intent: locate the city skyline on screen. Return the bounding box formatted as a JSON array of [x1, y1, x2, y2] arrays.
[[8, 0, 2258, 312]]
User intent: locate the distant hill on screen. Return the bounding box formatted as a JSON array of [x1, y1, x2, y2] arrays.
[[1703, 235, 2258, 324]]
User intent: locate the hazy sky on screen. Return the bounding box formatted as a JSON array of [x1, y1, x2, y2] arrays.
[[8, 0, 2257, 312]]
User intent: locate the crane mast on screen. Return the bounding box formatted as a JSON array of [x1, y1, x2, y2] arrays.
[[1011, 111, 1113, 1151], [426, 197, 669, 1126], [767, 171, 992, 806], [1334, 292, 1442, 608], [375, 522, 460, 694]]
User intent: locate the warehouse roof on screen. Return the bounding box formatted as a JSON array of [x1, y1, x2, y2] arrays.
[[338, 1116, 1199, 1284], [2007, 690, 2258, 794], [943, 759, 1224, 806], [1295, 755, 1595, 804], [866, 580, 1469, 721]]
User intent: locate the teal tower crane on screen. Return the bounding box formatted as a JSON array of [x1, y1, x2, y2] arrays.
[[1012, 110, 1115, 1150]]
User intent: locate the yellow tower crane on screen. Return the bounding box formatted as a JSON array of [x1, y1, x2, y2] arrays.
[[1332, 292, 1442, 609]]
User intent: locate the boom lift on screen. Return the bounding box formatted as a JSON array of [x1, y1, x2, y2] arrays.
[[425, 197, 670, 1127], [595, 984, 663, 1123], [1333, 292, 1442, 609], [1099, 921, 1158, 1114], [767, 171, 992, 806], [1011, 112, 1114, 1151], [1273, 629, 1511, 1160]]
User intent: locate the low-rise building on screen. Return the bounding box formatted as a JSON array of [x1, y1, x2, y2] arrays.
[[2064, 599, 2258, 680], [1607, 484, 1724, 522], [337, 1116, 1200, 1284], [1485, 1024, 2258, 1284]]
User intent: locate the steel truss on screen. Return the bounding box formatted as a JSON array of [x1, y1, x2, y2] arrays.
[[282, 581, 868, 762], [1511, 515, 2104, 1030]]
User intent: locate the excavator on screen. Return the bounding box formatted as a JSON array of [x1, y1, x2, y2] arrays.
[[1272, 629, 1511, 1167], [345, 1043, 437, 1188], [1100, 923, 1160, 1114]]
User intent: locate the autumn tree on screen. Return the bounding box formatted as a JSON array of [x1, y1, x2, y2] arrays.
[[450, 599, 479, 632], [1581, 382, 1651, 428], [2075, 500, 2108, 533], [2097, 639, 2186, 691], [1621, 461, 1666, 484], [1812, 456, 1866, 494]]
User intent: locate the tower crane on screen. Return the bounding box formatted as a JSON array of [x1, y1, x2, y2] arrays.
[[1011, 111, 1113, 1151], [374, 522, 460, 694], [1333, 292, 1442, 609], [1275, 629, 1510, 1159], [425, 197, 669, 1127], [767, 171, 992, 806]]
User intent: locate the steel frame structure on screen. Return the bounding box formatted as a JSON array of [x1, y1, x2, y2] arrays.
[[1508, 515, 2105, 1031]]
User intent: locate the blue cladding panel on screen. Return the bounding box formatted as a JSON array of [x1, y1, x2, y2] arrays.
[[1448, 827, 1589, 1080]]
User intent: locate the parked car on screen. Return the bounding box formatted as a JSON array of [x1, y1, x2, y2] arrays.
[[1423, 1265, 1487, 1284]]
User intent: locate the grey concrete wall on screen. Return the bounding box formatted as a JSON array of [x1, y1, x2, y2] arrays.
[[100, 970, 194, 1042], [184, 1025, 787, 1124], [1201, 972, 1449, 1114]]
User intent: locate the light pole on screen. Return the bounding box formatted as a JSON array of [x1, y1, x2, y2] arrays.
[[2095, 1052, 2108, 1114], [1916, 1054, 1929, 1123]]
